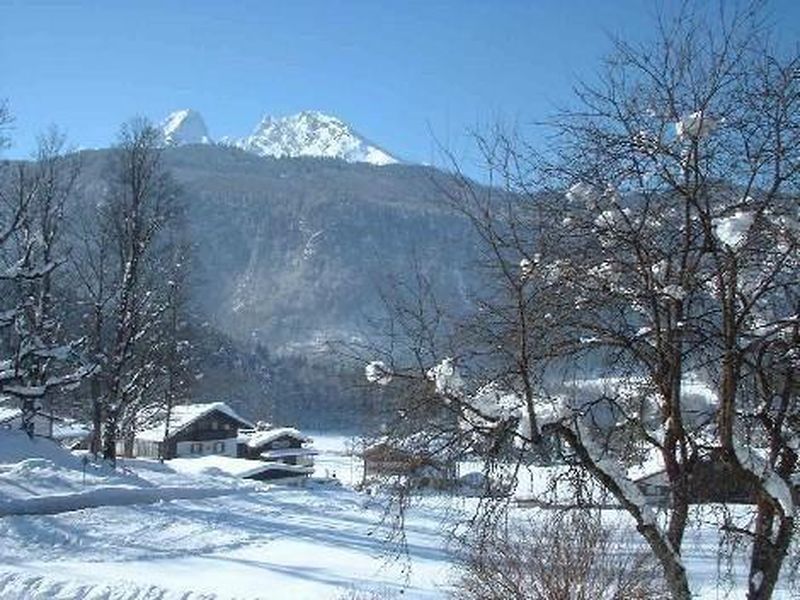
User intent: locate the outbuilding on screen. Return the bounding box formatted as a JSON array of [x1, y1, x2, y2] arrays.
[[237, 426, 316, 480]]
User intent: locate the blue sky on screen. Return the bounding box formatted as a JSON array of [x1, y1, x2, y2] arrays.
[[2, 0, 799, 169]]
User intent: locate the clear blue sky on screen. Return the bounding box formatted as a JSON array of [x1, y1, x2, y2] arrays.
[[2, 0, 799, 169]]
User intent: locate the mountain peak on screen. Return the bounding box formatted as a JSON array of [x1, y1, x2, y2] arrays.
[[239, 111, 398, 166], [158, 108, 398, 165], [160, 109, 212, 146]]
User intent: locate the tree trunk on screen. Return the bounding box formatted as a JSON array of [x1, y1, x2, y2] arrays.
[[90, 377, 102, 456], [748, 497, 794, 600], [20, 397, 36, 438], [558, 425, 692, 599], [102, 408, 118, 465]]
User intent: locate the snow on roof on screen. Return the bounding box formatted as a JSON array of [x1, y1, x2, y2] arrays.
[[0, 406, 64, 425], [52, 419, 91, 440], [259, 447, 318, 460], [169, 455, 278, 479], [246, 427, 312, 449], [0, 406, 21, 424], [137, 402, 253, 442]]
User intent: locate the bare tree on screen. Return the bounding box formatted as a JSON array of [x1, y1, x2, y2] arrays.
[[116, 211, 194, 459], [157, 226, 194, 460], [1, 125, 90, 435], [364, 4, 799, 599], [0, 100, 11, 152], [96, 119, 180, 463], [68, 186, 117, 454]]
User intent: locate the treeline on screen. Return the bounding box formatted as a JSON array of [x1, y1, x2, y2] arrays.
[[0, 107, 193, 463]]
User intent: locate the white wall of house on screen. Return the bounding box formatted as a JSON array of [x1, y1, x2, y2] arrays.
[[175, 438, 238, 458]]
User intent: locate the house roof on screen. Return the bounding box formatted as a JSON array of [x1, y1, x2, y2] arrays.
[[52, 418, 91, 440], [246, 427, 312, 449], [0, 406, 20, 424], [137, 402, 253, 442], [0, 405, 65, 425]]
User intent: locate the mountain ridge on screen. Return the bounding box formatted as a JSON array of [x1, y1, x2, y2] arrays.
[[160, 108, 398, 166]]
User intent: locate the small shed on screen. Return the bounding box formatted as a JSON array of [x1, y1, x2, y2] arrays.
[[0, 405, 62, 439], [634, 453, 758, 506], [133, 402, 253, 460], [362, 439, 456, 489]]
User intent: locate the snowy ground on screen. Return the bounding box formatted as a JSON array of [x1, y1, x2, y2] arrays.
[[0, 432, 450, 599], [0, 430, 795, 599]]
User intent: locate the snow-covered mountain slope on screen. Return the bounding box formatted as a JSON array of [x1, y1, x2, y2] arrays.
[[159, 108, 398, 165], [235, 110, 398, 165], [160, 109, 212, 146]]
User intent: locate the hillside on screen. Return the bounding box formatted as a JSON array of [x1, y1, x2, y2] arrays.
[[67, 145, 480, 426], [163, 145, 475, 349]]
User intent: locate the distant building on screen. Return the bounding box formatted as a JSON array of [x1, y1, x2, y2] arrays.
[[362, 439, 456, 489], [237, 426, 316, 480], [0, 405, 60, 438], [634, 451, 758, 506], [132, 402, 254, 460], [0, 404, 91, 449]]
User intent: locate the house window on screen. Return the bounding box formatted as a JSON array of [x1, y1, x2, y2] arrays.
[[190, 442, 203, 454], [223, 423, 231, 431], [214, 441, 225, 453], [210, 420, 219, 430]]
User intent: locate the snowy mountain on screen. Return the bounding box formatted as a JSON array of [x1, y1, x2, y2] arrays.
[[160, 109, 212, 146], [159, 109, 398, 165], [234, 111, 398, 165]]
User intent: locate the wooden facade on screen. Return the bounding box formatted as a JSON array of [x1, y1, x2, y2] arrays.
[[132, 404, 252, 460], [241, 432, 303, 460], [362, 441, 456, 489], [635, 455, 758, 506]]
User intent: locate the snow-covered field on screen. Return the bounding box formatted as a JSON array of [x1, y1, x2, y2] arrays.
[[0, 431, 449, 599], [0, 430, 795, 599]]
